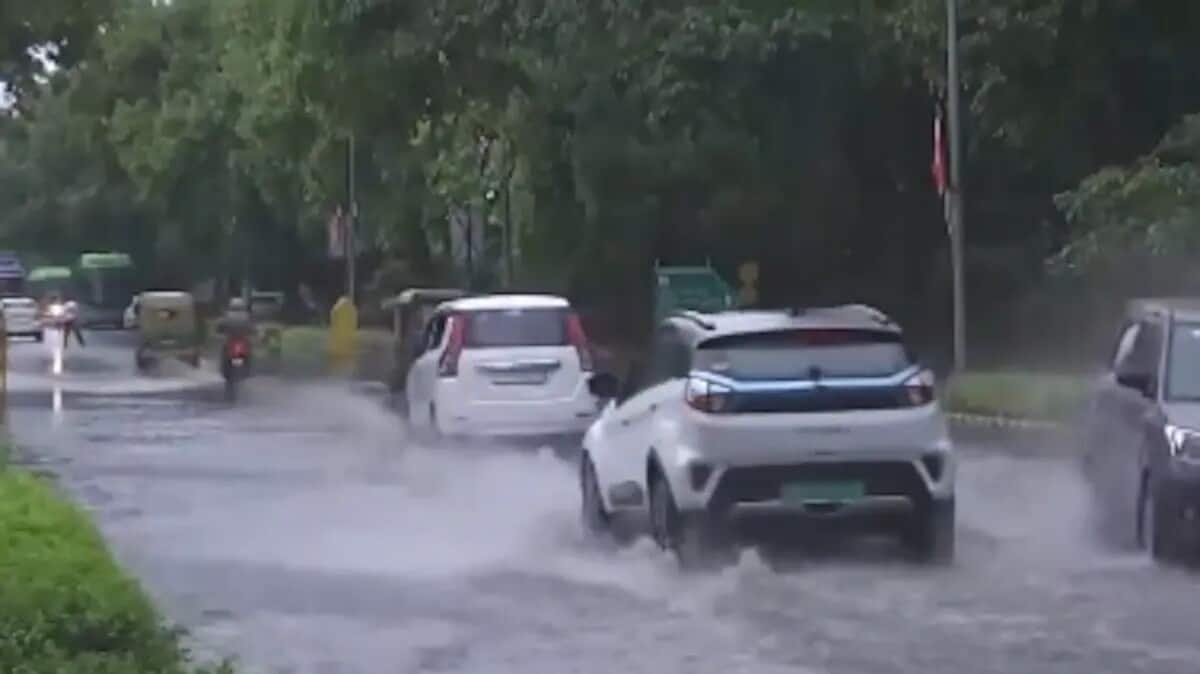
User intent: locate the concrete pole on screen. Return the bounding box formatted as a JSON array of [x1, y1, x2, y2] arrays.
[[947, 0, 966, 371]]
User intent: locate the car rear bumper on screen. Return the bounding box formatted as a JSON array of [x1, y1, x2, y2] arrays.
[[5, 321, 40, 334], [669, 453, 953, 512], [434, 391, 601, 439]]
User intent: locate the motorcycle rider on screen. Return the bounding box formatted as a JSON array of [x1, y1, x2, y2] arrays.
[[215, 297, 255, 365], [63, 298, 85, 348]]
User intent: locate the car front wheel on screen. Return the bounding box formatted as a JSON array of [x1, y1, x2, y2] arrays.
[[1139, 478, 1181, 562], [579, 456, 634, 547]]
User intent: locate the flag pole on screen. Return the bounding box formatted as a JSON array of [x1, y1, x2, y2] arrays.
[[946, 0, 966, 372]]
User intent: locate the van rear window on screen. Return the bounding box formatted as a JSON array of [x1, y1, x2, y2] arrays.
[[465, 308, 567, 348], [695, 329, 911, 381]]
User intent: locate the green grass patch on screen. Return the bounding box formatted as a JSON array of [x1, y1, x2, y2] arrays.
[[943, 371, 1090, 422], [0, 465, 231, 673]]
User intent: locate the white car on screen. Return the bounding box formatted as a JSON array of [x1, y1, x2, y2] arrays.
[[2, 297, 44, 341], [405, 294, 603, 443], [579, 305, 956, 568]]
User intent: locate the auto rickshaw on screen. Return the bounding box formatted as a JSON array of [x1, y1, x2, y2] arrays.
[[381, 288, 468, 392], [135, 291, 203, 371]]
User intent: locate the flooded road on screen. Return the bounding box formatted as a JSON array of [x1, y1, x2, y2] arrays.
[[7, 332, 1200, 674]]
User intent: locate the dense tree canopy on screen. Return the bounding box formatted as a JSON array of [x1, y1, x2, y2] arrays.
[[2, 0, 1198, 361]]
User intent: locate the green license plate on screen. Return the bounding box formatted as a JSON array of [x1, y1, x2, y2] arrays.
[[781, 481, 864, 504]]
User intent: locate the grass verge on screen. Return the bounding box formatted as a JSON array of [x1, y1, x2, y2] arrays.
[[276, 325, 392, 378], [0, 457, 230, 674], [943, 371, 1090, 423]]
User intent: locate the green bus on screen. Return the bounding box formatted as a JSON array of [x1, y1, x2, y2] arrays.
[[27, 266, 74, 301], [73, 252, 138, 327]]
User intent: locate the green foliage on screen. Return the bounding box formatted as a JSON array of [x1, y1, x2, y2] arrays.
[[4, 0, 1200, 359], [1053, 114, 1200, 275], [944, 371, 1088, 422], [0, 468, 230, 674]]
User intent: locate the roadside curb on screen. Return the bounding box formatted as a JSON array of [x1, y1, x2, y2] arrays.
[[947, 412, 1063, 432]]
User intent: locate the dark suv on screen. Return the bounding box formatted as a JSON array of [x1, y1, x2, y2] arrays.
[[1083, 298, 1200, 562]]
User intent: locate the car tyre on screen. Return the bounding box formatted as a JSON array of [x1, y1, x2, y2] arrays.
[[1139, 477, 1180, 562], [904, 498, 955, 564], [33, 332, 43, 343], [650, 473, 733, 571], [579, 456, 633, 547]]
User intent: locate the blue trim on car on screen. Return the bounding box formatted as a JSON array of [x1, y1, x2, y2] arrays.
[[691, 365, 920, 391]]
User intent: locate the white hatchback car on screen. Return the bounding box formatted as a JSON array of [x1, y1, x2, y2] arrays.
[[2, 297, 44, 341], [405, 294, 603, 444], [579, 305, 955, 567]]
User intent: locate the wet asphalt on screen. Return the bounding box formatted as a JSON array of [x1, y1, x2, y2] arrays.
[[6, 331, 1200, 674]]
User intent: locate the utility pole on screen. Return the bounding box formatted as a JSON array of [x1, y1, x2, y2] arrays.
[[947, 0, 966, 372], [346, 134, 357, 303]]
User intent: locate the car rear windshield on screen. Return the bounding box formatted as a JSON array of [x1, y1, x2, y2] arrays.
[[465, 308, 567, 348], [1166, 321, 1200, 400], [694, 328, 912, 381]]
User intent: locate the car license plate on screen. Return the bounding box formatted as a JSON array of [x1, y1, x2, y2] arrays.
[[231, 357, 244, 366], [781, 481, 864, 504], [491, 373, 546, 386]]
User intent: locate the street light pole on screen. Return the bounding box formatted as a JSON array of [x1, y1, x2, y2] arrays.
[[947, 0, 966, 372]]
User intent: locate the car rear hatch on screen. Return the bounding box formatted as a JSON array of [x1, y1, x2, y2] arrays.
[[685, 327, 945, 463], [3, 297, 38, 321], [448, 306, 592, 403]]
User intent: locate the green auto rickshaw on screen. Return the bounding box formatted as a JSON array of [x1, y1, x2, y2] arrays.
[[382, 288, 468, 392], [135, 291, 203, 371]]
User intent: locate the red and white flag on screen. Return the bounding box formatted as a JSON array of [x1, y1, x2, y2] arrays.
[[931, 103, 948, 197], [328, 206, 347, 259]]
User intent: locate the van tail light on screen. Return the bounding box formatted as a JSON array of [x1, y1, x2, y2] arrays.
[[685, 375, 734, 413], [438, 314, 467, 378], [565, 311, 594, 372], [903, 369, 935, 406]]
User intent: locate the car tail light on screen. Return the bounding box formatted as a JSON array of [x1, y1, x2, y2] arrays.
[[685, 375, 734, 413], [903, 369, 935, 406], [438, 314, 467, 378], [565, 311, 593, 371]]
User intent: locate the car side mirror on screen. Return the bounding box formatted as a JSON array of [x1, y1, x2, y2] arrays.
[[588, 372, 620, 399], [1116, 370, 1153, 396]]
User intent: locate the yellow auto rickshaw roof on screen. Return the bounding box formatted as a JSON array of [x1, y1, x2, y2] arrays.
[[139, 291, 194, 304]]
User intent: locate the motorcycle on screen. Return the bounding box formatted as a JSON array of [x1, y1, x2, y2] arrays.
[[221, 334, 252, 401]]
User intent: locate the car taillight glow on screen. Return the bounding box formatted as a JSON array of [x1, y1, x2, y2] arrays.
[[685, 375, 734, 413], [903, 369, 936, 406], [438, 314, 467, 378], [565, 312, 593, 371]]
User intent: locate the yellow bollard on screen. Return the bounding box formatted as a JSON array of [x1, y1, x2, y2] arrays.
[[328, 296, 358, 377]]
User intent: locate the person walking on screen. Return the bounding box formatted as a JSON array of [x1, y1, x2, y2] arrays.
[[62, 299, 85, 348]]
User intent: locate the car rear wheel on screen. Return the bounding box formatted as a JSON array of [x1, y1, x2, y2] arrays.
[[650, 473, 733, 571], [903, 498, 955, 564]]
